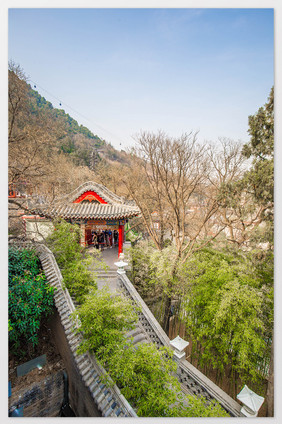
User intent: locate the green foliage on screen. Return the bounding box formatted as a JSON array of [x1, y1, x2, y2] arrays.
[[174, 395, 229, 417], [29, 87, 103, 143], [182, 247, 272, 387], [129, 240, 160, 299], [105, 341, 228, 417], [61, 259, 97, 304], [148, 244, 184, 296], [129, 240, 273, 392], [46, 219, 82, 267], [129, 241, 189, 327], [73, 288, 138, 357], [130, 241, 184, 296], [73, 286, 228, 417], [46, 220, 100, 303], [9, 247, 41, 283], [28, 85, 105, 168], [242, 87, 274, 226], [107, 342, 179, 416], [243, 87, 274, 162], [9, 248, 55, 353]]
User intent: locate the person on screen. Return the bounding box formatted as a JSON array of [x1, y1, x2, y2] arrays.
[[114, 230, 119, 245], [92, 231, 98, 249], [105, 230, 110, 247], [98, 231, 104, 249], [108, 229, 113, 247]]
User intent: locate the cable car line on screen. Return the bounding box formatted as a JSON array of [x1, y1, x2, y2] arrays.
[[29, 79, 125, 147]]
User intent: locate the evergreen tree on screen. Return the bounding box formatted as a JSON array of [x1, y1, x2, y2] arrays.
[[242, 87, 274, 227]]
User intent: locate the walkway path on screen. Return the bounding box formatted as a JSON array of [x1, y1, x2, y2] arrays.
[[100, 246, 120, 269], [87, 245, 151, 347], [87, 246, 122, 293]]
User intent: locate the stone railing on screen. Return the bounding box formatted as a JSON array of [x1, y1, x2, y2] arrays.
[[117, 272, 243, 417]]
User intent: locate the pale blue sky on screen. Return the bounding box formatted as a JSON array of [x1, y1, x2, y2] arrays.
[[8, 8, 274, 150]]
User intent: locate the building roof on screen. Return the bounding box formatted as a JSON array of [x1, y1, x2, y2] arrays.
[[33, 181, 140, 221]]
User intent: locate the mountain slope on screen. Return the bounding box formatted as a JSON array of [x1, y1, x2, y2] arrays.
[[28, 84, 131, 168]]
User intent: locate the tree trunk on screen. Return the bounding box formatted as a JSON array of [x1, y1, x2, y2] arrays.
[[161, 256, 180, 335], [162, 293, 172, 335]]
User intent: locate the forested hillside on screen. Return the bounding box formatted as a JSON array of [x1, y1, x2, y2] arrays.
[[8, 62, 132, 199], [28, 82, 131, 168]]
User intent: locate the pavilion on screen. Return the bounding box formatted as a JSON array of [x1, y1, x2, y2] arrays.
[[24, 181, 140, 257]]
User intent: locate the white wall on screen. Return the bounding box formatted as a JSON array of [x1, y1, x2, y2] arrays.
[[25, 219, 54, 241]]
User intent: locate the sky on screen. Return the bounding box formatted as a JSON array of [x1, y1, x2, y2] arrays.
[[8, 7, 274, 150]]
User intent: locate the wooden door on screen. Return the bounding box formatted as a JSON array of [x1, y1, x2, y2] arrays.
[[85, 228, 92, 245]]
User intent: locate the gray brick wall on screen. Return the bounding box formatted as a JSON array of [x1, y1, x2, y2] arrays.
[[9, 370, 64, 417]]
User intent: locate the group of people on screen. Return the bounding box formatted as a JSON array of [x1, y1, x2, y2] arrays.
[[90, 229, 119, 249]]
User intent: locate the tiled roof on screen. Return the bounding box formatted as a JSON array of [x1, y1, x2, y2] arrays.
[[32, 182, 140, 220], [36, 203, 140, 220]]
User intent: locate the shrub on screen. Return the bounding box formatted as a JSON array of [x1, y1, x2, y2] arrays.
[[46, 219, 82, 268], [62, 259, 97, 304], [9, 247, 41, 283], [105, 340, 228, 417], [73, 287, 228, 417], [73, 287, 138, 357], [182, 247, 271, 387], [46, 220, 102, 303], [106, 342, 179, 416], [9, 248, 55, 355]]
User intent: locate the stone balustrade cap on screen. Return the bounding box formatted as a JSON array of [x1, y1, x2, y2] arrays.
[[114, 261, 128, 268], [170, 335, 189, 352], [237, 385, 264, 413]]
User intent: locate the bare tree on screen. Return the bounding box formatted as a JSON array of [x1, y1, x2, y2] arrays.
[[8, 62, 66, 185], [122, 131, 227, 332], [8, 62, 97, 238], [206, 138, 269, 247], [126, 131, 225, 257], [95, 159, 128, 197]]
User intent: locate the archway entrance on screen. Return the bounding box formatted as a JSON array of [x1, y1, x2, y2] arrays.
[[84, 219, 124, 256]]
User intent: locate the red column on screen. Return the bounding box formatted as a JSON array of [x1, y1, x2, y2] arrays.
[[118, 224, 123, 257]]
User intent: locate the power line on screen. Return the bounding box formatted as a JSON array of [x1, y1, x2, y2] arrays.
[[29, 79, 126, 147]]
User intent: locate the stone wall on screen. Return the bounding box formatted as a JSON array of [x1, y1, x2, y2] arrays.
[[9, 370, 64, 417], [49, 308, 102, 417], [25, 218, 54, 241]]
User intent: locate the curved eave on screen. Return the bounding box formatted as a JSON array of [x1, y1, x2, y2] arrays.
[[34, 203, 140, 221], [41, 211, 140, 220]]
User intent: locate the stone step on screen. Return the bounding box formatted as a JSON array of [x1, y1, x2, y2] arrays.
[[132, 332, 148, 345], [96, 274, 117, 280], [126, 327, 141, 339], [96, 270, 117, 274]]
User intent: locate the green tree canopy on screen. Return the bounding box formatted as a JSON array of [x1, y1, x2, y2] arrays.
[[182, 247, 272, 391], [242, 87, 274, 212]]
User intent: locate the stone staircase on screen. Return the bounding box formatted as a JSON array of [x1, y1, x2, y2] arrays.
[[126, 323, 151, 347], [96, 268, 117, 279], [34, 244, 138, 418]]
